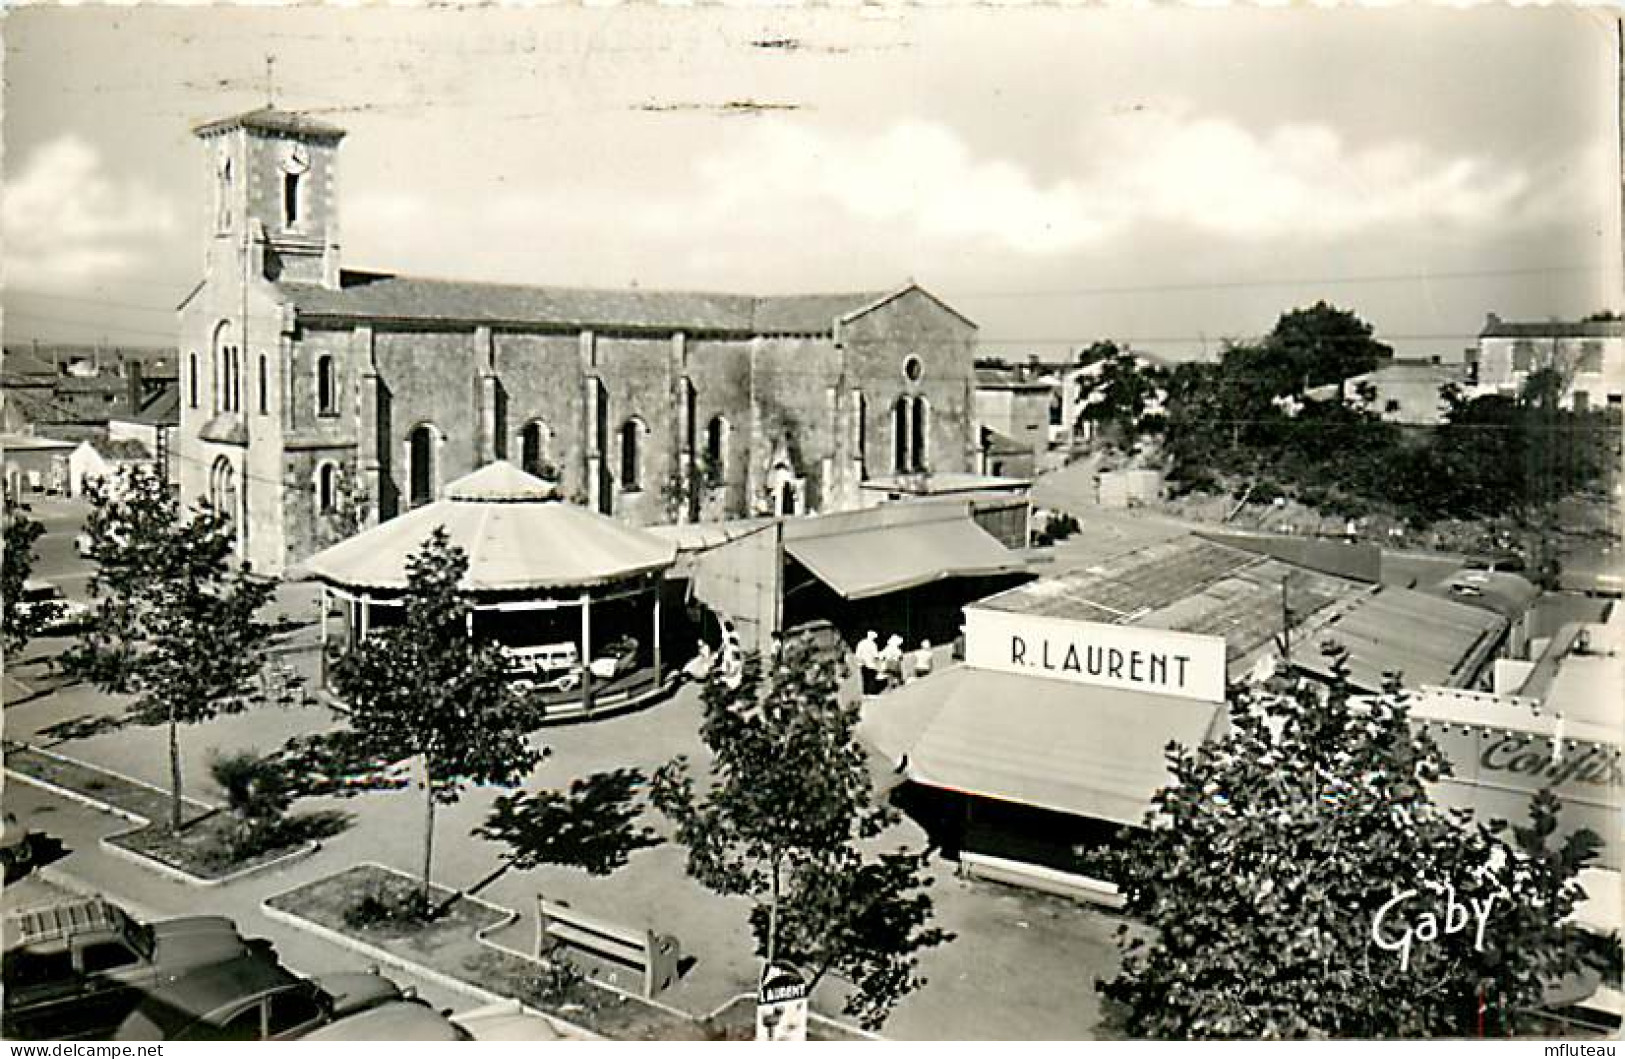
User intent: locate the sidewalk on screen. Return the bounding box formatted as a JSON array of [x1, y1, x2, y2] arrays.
[[5, 779, 469, 1015], [6, 642, 1125, 1039]]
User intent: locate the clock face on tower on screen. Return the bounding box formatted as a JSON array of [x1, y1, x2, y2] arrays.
[[281, 142, 311, 175]]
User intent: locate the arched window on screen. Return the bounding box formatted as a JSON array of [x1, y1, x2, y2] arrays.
[[284, 173, 301, 228], [911, 395, 930, 472], [212, 323, 233, 414], [218, 344, 240, 413], [704, 416, 729, 486], [407, 424, 437, 508], [317, 355, 336, 416], [680, 379, 697, 458], [892, 396, 911, 473], [209, 457, 237, 525], [619, 418, 644, 492], [189, 353, 199, 409], [258, 355, 268, 415], [519, 420, 552, 479], [316, 462, 338, 515]]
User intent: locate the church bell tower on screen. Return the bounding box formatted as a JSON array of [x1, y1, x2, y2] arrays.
[[193, 108, 346, 288]]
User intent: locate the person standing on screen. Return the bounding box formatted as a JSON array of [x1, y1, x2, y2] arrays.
[[854, 630, 881, 695], [878, 634, 905, 690], [911, 639, 934, 681]]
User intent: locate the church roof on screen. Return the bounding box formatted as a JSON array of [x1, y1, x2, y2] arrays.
[[192, 107, 347, 140], [281, 271, 895, 336], [303, 461, 677, 593]]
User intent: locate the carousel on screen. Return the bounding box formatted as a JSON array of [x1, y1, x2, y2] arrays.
[[304, 460, 681, 719]]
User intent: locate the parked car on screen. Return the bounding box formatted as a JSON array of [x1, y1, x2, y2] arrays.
[[14, 580, 91, 635], [307, 998, 472, 1041], [3, 898, 269, 1041], [450, 998, 566, 1041], [112, 963, 411, 1042], [1465, 553, 1526, 574]]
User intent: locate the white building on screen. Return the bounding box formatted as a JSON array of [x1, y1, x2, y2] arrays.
[[1476, 314, 1625, 412]]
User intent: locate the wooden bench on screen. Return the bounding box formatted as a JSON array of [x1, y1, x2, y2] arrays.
[[533, 895, 681, 998]]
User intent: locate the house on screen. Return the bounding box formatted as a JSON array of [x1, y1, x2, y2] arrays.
[[972, 366, 1054, 465], [1305, 359, 1471, 426], [68, 436, 154, 498], [1476, 314, 1625, 412], [1, 347, 179, 441], [2, 434, 75, 498]]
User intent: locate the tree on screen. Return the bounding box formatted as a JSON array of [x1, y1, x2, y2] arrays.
[[328, 527, 540, 907], [651, 623, 951, 1030], [1265, 301, 1392, 391], [1075, 350, 1163, 449], [60, 466, 282, 832], [1100, 648, 1606, 1039], [2, 503, 51, 655], [439, 768, 661, 917]]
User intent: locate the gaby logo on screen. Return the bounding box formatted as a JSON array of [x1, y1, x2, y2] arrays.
[[1370, 885, 1495, 971]]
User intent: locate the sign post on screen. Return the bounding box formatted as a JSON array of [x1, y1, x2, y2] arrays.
[[755, 963, 809, 1042]]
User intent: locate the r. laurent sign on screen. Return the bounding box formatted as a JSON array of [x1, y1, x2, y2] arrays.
[[963, 607, 1227, 703]]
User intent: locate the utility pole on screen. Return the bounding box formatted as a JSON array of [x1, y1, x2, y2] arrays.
[[1280, 574, 1291, 664]]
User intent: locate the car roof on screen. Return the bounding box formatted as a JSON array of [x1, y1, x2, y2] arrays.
[[304, 1000, 466, 1041], [118, 955, 304, 1039]]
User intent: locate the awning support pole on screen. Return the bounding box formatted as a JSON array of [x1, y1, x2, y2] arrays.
[[319, 586, 330, 689], [580, 590, 593, 714], [652, 579, 663, 686]]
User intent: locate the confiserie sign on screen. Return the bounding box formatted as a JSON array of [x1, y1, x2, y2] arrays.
[[964, 607, 1228, 703]]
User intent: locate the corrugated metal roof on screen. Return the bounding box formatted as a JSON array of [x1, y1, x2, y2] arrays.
[[975, 535, 1369, 670], [1304, 586, 1505, 691], [283, 271, 891, 335]]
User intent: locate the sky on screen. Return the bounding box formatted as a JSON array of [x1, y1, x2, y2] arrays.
[[3, 5, 1620, 361]]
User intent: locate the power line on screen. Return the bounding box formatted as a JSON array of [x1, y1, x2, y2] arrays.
[[952, 264, 1608, 300], [7, 289, 183, 314]]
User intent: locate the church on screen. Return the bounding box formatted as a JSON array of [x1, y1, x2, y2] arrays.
[[177, 108, 981, 575]]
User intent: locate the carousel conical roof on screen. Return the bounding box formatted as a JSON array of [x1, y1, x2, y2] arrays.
[[304, 461, 677, 592]]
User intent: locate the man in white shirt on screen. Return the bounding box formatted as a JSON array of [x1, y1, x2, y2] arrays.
[[854, 630, 880, 695]]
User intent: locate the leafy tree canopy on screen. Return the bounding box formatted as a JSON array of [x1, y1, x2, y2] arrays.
[[1265, 301, 1393, 392], [2, 504, 50, 655], [327, 527, 540, 904], [61, 467, 283, 831], [1101, 650, 1607, 1039]]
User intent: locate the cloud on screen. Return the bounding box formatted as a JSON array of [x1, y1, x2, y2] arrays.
[[3, 136, 178, 288], [693, 109, 1551, 255]]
